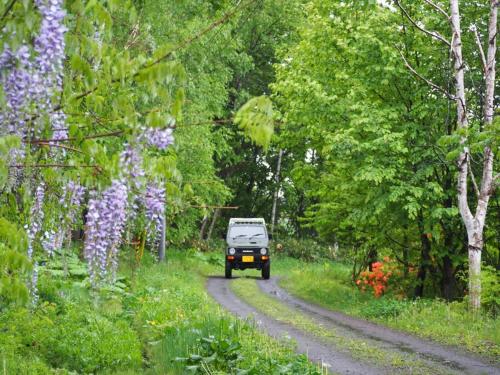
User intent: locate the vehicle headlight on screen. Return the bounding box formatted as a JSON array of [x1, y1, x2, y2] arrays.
[[228, 248, 236, 255], [260, 248, 267, 255]]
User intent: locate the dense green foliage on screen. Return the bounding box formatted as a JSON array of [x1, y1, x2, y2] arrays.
[[270, 0, 499, 302]]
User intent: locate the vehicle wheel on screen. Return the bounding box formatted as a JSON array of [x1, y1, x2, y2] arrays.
[[225, 260, 232, 279], [262, 261, 270, 280]]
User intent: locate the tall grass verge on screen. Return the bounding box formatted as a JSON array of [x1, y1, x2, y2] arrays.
[[274, 257, 499, 359]]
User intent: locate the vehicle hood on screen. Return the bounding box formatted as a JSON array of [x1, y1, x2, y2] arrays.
[[226, 237, 269, 248]]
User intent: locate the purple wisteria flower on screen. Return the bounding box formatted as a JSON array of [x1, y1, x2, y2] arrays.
[[42, 229, 63, 257], [84, 180, 128, 285], [27, 183, 46, 259], [141, 127, 175, 150], [34, 0, 67, 87], [143, 182, 165, 246], [120, 144, 145, 191], [0, 45, 33, 136], [0, 0, 68, 142], [30, 262, 39, 306]]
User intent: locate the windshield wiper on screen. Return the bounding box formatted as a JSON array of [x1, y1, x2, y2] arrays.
[[248, 233, 264, 239], [232, 234, 248, 239]]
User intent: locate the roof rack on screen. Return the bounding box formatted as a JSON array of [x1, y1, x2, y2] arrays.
[[229, 218, 266, 225]]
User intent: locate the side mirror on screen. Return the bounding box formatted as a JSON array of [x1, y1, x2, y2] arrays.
[[268, 233, 273, 240]]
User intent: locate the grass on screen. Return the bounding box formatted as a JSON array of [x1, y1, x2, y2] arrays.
[[229, 276, 452, 374], [130, 250, 321, 374], [271, 257, 500, 360], [0, 249, 322, 374]]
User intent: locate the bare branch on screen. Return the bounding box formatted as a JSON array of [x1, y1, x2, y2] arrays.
[[188, 205, 239, 210], [36, 141, 85, 154], [9, 164, 100, 170], [28, 130, 125, 144], [398, 49, 456, 100], [394, 0, 451, 46], [470, 25, 487, 73], [422, 0, 450, 19], [483, 0, 498, 126]]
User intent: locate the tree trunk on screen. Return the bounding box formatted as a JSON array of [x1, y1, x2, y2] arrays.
[[367, 247, 378, 271], [199, 214, 209, 240], [415, 231, 432, 298], [270, 149, 283, 234], [441, 255, 457, 300], [450, 0, 497, 311], [207, 208, 220, 242], [403, 237, 409, 278]]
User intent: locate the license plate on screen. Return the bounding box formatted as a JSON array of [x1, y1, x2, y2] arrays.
[[242, 256, 254, 262]]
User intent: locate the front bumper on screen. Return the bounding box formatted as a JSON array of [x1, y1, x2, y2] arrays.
[[226, 254, 269, 270]]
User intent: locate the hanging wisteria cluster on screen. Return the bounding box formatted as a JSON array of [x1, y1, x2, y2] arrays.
[[83, 125, 173, 285], [34, 0, 69, 142], [84, 180, 128, 285], [41, 181, 85, 257], [144, 182, 166, 246], [0, 0, 68, 162], [141, 127, 175, 150], [27, 183, 45, 260], [120, 144, 145, 191]]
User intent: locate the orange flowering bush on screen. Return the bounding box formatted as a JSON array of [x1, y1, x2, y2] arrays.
[[355, 257, 396, 298]]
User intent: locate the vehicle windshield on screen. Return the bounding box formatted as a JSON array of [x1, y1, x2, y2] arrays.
[[228, 225, 266, 239]]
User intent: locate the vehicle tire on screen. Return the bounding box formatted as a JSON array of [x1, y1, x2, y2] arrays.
[[225, 260, 232, 279], [262, 261, 270, 280]]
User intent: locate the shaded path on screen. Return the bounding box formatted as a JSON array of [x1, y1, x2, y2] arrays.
[[206, 276, 382, 374]]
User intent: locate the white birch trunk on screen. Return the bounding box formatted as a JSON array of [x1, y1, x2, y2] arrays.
[[271, 149, 283, 234], [450, 0, 497, 311]]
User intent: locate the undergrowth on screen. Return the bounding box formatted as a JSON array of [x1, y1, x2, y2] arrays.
[[0, 248, 321, 374]]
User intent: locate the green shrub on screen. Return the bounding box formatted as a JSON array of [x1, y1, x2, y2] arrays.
[[0, 301, 142, 374], [361, 297, 409, 318], [480, 265, 499, 316], [276, 238, 335, 262], [43, 304, 142, 373]]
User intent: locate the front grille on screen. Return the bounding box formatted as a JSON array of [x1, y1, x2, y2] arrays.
[[235, 248, 259, 254]]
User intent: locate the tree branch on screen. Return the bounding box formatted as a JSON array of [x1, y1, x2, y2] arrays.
[[422, 0, 450, 19], [28, 130, 125, 143], [398, 49, 456, 100], [470, 25, 487, 73], [9, 163, 101, 170], [394, 0, 451, 46], [0, 0, 17, 23], [27, 118, 235, 144], [188, 205, 239, 210], [36, 141, 85, 154]]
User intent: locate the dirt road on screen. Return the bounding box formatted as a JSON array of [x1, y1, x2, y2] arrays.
[[206, 276, 499, 375]]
